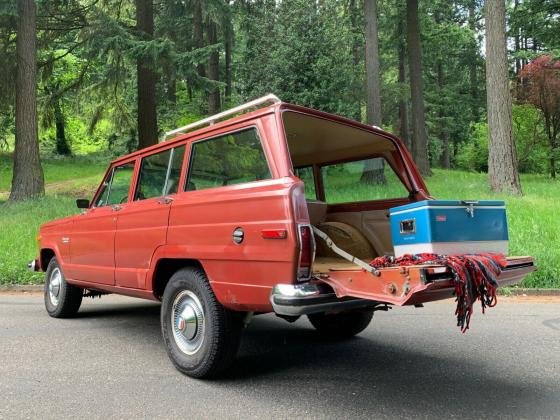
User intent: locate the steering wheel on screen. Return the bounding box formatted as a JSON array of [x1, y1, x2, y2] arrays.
[[119, 195, 128, 204]]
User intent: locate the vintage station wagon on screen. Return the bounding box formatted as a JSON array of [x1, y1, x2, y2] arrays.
[[31, 94, 535, 378]]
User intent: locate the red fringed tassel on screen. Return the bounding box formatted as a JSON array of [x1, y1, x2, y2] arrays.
[[370, 253, 507, 333]]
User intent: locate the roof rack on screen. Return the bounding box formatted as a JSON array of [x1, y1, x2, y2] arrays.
[[162, 93, 281, 141]]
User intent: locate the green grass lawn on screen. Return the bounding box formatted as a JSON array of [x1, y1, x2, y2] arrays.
[[0, 154, 106, 284], [0, 156, 557, 287]]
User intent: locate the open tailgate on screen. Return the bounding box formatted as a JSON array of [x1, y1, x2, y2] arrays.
[[314, 256, 536, 306]]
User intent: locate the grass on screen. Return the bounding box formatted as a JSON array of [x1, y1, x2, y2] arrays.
[[0, 154, 105, 284], [0, 156, 557, 288], [427, 169, 560, 288]]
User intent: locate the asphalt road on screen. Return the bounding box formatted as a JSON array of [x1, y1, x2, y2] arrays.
[[1, 293, 559, 420]]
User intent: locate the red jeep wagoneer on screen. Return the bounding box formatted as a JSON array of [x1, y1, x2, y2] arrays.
[[31, 94, 535, 378]]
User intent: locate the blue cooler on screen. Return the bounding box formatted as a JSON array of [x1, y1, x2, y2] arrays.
[[389, 200, 509, 257]]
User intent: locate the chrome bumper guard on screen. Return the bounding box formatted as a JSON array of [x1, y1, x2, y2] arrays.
[[27, 259, 39, 272], [270, 283, 378, 316]]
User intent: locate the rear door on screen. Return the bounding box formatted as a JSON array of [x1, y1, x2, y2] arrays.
[[67, 161, 135, 285], [114, 145, 186, 289]]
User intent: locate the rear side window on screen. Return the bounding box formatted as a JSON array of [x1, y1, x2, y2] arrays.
[[321, 157, 409, 204], [135, 145, 185, 201], [186, 128, 271, 191], [295, 166, 317, 199]]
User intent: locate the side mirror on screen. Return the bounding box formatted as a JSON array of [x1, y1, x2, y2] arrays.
[[76, 199, 90, 209]]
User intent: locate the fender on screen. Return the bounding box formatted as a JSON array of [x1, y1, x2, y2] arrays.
[[147, 244, 284, 312]]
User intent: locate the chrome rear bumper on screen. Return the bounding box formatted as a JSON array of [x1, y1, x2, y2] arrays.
[[270, 283, 378, 316]]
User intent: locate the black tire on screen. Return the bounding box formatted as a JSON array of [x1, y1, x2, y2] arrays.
[[307, 309, 374, 339], [160, 267, 244, 378], [44, 258, 83, 318]]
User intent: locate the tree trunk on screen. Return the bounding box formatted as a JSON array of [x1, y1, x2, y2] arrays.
[[224, 14, 233, 101], [437, 61, 450, 169], [397, 20, 410, 150], [193, 1, 205, 79], [361, 0, 385, 185], [206, 18, 220, 115], [484, 0, 522, 194], [364, 0, 382, 126], [54, 98, 70, 155], [136, 0, 158, 150], [468, 1, 479, 121], [10, 0, 44, 201], [167, 66, 176, 104], [349, 0, 362, 121], [406, 0, 431, 176]]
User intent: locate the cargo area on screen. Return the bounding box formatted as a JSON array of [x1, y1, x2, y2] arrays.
[[282, 109, 535, 304]]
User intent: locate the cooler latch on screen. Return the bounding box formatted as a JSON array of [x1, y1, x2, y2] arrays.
[[461, 200, 479, 218]]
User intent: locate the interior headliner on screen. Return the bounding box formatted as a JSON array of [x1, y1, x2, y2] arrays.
[[282, 111, 396, 167]]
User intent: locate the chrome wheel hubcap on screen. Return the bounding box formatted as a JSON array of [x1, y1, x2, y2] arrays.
[[48, 268, 62, 306], [171, 290, 204, 355]]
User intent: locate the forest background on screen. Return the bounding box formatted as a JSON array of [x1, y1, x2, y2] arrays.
[[0, 0, 559, 286]]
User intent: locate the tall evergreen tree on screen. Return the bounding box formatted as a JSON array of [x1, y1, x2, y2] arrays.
[[10, 0, 44, 201], [362, 0, 386, 185], [406, 0, 430, 176], [485, 0, 522, 194], [136, 0, 158, 149]]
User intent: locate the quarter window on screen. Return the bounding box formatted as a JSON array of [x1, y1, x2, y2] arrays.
[[295, 166, 317, 200], [186, 128, 271, 191]]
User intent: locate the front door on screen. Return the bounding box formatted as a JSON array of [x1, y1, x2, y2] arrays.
[[66, 161, 135, 285], [114, 145, 185, 289]]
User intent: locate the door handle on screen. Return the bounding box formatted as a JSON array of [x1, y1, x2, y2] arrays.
[[111, 204, 122, 212], [157, 197, 173, 205]]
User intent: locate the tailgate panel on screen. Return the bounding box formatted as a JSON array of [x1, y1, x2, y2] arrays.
[[315, 256, 536, 306]]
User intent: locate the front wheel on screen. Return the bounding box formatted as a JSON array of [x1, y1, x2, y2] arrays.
[[44, 258, 83, 318], [307, 309, 374, 339], [160, 267, 244, 378]]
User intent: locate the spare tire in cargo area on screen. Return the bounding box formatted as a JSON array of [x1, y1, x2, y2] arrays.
[[314, 221, 376, 260]]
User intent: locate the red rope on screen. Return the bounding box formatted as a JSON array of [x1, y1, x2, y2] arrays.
[[370, 253, 507, 333]]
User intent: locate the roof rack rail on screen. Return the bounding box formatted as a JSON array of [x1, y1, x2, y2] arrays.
[[162, 93, 281, 141]]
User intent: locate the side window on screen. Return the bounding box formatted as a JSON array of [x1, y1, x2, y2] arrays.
[[95, 162, 135, 207], [295, 166, 317, 200], [186, 128, 271, 191], [321, 157, 409, 204], [134, 145, 186, 201], [165, 145, 185, 195]]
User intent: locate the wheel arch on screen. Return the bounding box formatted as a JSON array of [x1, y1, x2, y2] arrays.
[[40, 248, 57, 271], [151, 258, 204, 300]]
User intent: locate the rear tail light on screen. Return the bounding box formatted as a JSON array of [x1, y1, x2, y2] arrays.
[[291, 182, 315, 281], [297, 224, 315, 281]]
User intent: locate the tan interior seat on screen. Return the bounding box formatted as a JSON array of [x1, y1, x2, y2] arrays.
[[314, 221, 375, 260]]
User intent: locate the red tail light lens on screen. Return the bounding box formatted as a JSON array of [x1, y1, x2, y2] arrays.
[[297, 224, 315, 280]]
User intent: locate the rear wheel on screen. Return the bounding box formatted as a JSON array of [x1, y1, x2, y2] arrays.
[[44, 258, 83, 318], [160, 267, 244, 378], [307, 309, 374, 339]]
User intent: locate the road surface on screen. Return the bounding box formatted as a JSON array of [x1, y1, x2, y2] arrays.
[[1, 293, 559, 419]]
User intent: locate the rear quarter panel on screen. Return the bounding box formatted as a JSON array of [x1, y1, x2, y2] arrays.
[[164, 178, 297, 312]]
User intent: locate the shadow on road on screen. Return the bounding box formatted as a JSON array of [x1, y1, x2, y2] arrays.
[[70, 302, 553, 418]]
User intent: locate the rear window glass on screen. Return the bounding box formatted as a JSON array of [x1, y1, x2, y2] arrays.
[[186, 128, 271, 191], [321, 157, 408, 204], [295, 166, 316, 200]]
